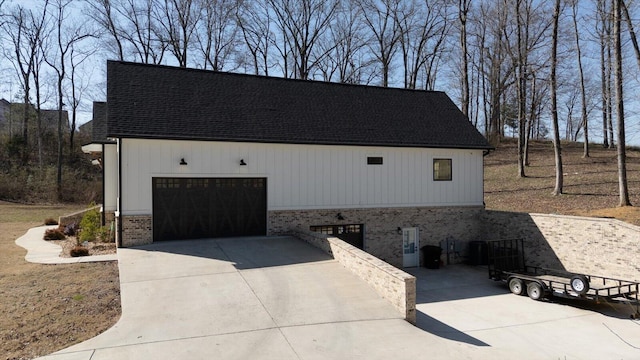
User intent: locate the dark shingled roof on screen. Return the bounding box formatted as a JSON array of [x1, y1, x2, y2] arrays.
[[92, 101, 112, 143], [106, 61, 491, 150]]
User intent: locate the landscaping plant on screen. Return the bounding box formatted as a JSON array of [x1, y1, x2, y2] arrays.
[[79, 204, 101, 242]]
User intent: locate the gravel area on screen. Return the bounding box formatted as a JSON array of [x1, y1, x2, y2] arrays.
[[50, 237, 117, 258]]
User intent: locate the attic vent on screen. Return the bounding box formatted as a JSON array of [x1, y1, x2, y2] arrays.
[[367, 156, 383, 165]]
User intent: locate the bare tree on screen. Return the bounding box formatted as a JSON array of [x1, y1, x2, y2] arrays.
[[475, 1, 514, 143], [124, 0, 166, 64], [86, 0, 166, 64], [155, 0, 200, 67], [195, 0, 238, 71], [396, 0, 450, 90], [357, 0, 401, 87], [458, 0, 471, 116], [621, 0, 640, 70], [596, 0, 614, 148], [43, 0, 93, 197], [571, 0, 589, 157], [613, 0, 630, 206], [2, 3, 49, 163], [506, 0, 555, 177], [236, 0, 273, 75], [84, 0, 124, 60], [269, 0, 338, 80], [550, 0, 563, 195], [31, 4, 50, 168], [315, 1, 368, 83], [66, 41, 96, 151]]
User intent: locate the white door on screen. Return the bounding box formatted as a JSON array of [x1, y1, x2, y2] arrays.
[[402, 227, 419, 267]]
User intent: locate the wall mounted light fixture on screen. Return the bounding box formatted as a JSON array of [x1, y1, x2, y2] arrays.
[[180, 158, 188, 165], [240, 159, 247, 166], [397, 227, 403, 235], [336, 213, 345, 220]]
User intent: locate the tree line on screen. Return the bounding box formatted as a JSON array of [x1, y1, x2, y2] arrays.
[[0, 0, 639, 205]]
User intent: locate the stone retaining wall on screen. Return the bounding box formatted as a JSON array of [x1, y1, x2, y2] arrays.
[[481, 211, 640, 282], [58, 205, 101, 226], [293, 229, 416, 324]]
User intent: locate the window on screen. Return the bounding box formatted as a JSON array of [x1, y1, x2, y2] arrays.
[[433, 159, 452, 181], [367, 156, 383, 165], [310, 224, 364, 249]]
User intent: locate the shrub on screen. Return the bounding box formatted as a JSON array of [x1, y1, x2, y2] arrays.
[[62, 223, 78, 236], [79, 204, 101, 242], [44, 218, 58, 226], [70, 246, 89, 257], [96, 225, 114, 243], [44, 228, 66, 240]]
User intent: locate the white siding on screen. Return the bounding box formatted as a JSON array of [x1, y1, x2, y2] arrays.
[[103, 144, 118, 212], [119, 139, 485, 214]]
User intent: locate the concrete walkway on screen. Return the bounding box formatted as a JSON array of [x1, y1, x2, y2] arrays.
[[15, 225, 118, 264]]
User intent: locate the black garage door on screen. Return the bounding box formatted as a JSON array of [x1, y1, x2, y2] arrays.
[[152, 177, 267, 241]]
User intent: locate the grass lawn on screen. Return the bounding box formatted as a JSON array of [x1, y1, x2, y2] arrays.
[[0, 202, 121, 360]]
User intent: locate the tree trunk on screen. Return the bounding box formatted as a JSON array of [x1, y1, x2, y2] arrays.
[[516, 0, 526, 178], [572, 1, 589, 157], [21, 87, 30, 164], [459, 0, 470, 117], [550, 0, 563, 196], [614, 0, 630, 206], [607, 27, 615, 149], [599, 10, 609, 148], [621, 0, 640, 70], [57, 77, 63, 199]]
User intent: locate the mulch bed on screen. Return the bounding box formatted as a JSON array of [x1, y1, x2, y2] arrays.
[[50, 237, 117, 258]]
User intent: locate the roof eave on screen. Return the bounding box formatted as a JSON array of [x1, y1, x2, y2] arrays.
[[108, 133, 492, 150]]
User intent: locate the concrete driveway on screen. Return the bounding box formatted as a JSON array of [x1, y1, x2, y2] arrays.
[[39, 236, 640, 360]]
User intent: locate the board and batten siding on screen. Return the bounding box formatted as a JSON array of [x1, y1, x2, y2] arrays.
[[118, 138, 484, 215], [104, 144, 118, 212]]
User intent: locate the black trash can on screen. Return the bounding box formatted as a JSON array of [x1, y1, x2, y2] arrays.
[[468, 241, 488, 265], [421, 245, 442, 269]]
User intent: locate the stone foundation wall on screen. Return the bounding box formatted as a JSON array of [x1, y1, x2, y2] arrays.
[[104, 211, 116, 225], [294, 229, 416, 324], [481, 211, 640, 282], [269, 206, 485, 268], [120, 215, 153, 247]]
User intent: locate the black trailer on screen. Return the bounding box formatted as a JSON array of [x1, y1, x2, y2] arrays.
[[487, 238, 640, 317]]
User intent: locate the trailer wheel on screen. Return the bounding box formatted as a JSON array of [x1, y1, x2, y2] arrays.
[[570, 275, 590, 295], [508, 278, 525, 295], [527, 282, 544, 300]]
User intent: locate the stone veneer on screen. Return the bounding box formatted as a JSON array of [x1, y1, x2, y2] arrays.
[[120, 215, 153, 247], [114, 207, 640, 284], [481, 211, 640, 282], [294, 229, 416, 324], [269, 206, 485, 268]]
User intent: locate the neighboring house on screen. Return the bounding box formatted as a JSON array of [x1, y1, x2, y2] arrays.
[[0, 99, 70, 136], [0, 98, 9, 125], [86, 60, 492, 268]]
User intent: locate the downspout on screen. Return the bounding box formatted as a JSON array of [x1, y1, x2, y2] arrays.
[[482, 148, 492, 208], [101, 143, 106, 226], [116, 138, 123, 247]]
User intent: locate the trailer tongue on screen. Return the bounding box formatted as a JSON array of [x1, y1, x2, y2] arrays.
[[487, 238, 640, 318]]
